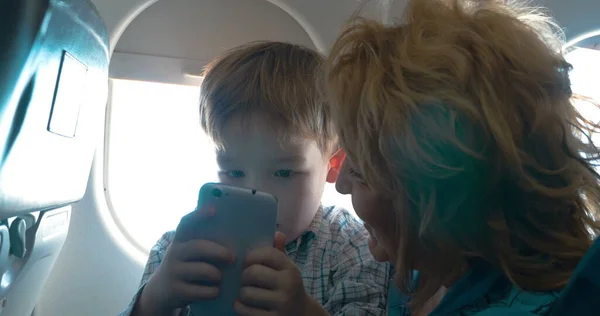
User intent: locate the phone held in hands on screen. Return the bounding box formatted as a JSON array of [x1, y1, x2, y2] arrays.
[[190, 182, 279, 316]]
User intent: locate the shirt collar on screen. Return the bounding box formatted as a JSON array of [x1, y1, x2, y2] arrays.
[[284, 205, 323, 253]]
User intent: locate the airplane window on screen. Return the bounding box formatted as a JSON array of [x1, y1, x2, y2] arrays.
[[106, 79, 354, 252]]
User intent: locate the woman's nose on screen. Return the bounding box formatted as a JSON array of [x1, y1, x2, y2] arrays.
[[335, 171, 351, 195]]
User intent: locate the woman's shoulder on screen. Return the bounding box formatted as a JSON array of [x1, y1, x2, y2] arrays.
[[459, 237, 599, 315]]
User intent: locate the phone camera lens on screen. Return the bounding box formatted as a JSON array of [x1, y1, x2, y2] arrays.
[[212, 188, 222, 198]]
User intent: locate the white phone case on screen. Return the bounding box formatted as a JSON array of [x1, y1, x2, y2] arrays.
[[189, 182, 279, 316]]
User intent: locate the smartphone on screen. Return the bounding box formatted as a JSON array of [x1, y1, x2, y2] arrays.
[[189, 182, 279, 316]]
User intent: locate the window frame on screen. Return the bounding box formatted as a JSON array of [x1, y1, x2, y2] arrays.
[[103, 52, 210, 255], [103, 77, 218, 254], [103, 79, 151, 256]]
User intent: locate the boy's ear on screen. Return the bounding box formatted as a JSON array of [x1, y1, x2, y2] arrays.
[[326, 149, 346, 183]]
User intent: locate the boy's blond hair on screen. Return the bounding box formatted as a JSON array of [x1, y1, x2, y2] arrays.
[[199, 41, 336, 154]]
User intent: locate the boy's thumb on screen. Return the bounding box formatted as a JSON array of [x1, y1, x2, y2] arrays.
[[274, 231, 286, 253], [174, 206, 215, 242]]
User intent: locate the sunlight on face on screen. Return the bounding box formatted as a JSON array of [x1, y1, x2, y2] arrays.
[[216, 115, 332, 241]]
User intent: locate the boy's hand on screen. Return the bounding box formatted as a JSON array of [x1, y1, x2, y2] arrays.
[[234, 232, 323, 316], [135, 208, 234, 316]]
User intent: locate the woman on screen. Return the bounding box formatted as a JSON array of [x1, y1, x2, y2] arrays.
[[325, 0, 600, 315]]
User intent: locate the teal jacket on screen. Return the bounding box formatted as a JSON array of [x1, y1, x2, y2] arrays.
[[387, 237, 600, 315]]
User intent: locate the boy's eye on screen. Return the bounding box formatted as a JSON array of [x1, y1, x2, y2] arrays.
[[227, 170, 245, 178], [274, 170, 293, 178]]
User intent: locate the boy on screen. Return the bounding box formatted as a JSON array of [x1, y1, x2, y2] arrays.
[[120, 41, 390, 316]]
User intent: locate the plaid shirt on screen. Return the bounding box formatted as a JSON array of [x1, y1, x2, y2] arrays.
[[120, 205, 391, 315]]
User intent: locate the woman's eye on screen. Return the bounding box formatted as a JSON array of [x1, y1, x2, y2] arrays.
[[348, 167, 363, 179], [347, 167, 367, 184], [274, 170, 293, 178], [227, 170, 245, 178]]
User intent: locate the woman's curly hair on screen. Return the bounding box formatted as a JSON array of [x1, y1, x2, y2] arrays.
[[325, 0, 600, 310]]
